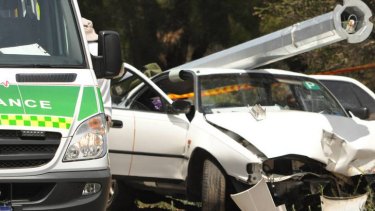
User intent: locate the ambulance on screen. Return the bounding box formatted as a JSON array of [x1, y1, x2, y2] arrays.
[[0, 0, 121, 210]]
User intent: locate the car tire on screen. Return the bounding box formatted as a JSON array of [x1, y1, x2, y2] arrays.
[[106, 179, 136, 211], [201, 159, 226, 211]]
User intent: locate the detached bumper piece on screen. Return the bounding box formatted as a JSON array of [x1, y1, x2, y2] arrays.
[[231, 179, 286, 211], [320, 193, 368, 211], [0, 169, 110, 211]]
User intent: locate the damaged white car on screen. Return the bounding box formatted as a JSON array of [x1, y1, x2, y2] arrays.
[[108, 64, 375, 211]]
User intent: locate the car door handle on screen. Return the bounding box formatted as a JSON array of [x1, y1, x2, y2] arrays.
[[111, 119, 123, 128]]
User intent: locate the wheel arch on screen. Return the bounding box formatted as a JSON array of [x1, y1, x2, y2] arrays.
[[186, 147, 228, 201]]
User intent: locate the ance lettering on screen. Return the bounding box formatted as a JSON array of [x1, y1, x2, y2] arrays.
[[0, 98, 52, 109]]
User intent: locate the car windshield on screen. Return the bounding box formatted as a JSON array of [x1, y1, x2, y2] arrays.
[[0, 0, 85, 67], [199, 72, 347, 116]]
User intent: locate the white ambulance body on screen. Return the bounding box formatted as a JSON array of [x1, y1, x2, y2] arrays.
[[0, 0, 121, 210]]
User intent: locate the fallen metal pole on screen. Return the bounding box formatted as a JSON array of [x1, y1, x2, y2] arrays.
[[172, 0, 373, 70]]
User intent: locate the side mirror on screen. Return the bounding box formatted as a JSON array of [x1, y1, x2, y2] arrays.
[[92, 31, 122, 79], [172, 100, 191, 114], [346, 106, 370, 120]]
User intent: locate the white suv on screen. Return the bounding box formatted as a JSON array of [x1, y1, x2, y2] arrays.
[[108, 64, 375, 211]]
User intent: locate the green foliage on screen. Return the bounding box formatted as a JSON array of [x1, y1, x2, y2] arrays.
[[254, 0, 337, 34], [78, 0, 261, 70], [78, 0, 375, 91]]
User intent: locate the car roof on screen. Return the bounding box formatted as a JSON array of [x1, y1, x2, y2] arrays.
[[169, 67, 311, 77], [311, 75, 362, 83]]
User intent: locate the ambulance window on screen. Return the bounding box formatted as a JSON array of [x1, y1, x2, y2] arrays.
[[0, 0, 85, 67]]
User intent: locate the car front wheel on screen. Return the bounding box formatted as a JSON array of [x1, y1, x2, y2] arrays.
[[106, 179, 136, 211], [201, 159, 226, 211]]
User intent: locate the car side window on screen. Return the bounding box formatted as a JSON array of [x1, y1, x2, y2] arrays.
[[154, 74, 195, 120], [320, 80, 375, 120], [129, 85, 166, 113], [351, 84, 375, 120], [320, 80, 362, 109]]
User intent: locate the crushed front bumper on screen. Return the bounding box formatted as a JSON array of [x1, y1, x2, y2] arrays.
[[231, 175, 374, 211]]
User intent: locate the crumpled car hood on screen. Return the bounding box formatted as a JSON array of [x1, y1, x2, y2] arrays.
[[205, 110, 375, 176]]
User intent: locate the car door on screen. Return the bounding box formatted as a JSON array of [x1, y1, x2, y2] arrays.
[[108, 69, 141, 177], [108, 106, 135, 176], [110, 65, 191, 180]]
